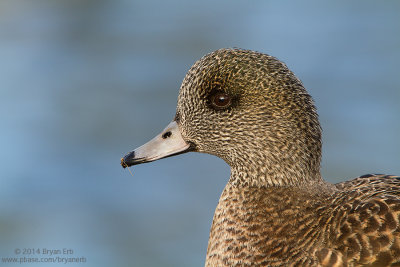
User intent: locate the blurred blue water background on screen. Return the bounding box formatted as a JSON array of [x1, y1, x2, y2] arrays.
[[0, 1, 399, 266]]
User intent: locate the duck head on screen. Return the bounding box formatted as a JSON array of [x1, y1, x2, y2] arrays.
[[122, 48, 322, 187]]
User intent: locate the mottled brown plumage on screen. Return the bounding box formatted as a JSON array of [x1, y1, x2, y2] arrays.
[[121, 48, 399, 266], [207, 174, 400, 266]]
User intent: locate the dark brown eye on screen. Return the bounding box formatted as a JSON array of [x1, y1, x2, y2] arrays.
[[210, 92, 231, 109]]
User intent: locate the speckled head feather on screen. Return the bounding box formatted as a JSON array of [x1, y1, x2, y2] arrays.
[[121, 48, 400, 266], [177, 48, 322, 187]]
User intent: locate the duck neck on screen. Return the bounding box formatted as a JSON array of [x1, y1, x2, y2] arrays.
[[228, 147, 324, 188], [229, 167, 323, 188]]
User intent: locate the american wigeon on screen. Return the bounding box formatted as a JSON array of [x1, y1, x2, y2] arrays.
[[121, 48, 400, 266]]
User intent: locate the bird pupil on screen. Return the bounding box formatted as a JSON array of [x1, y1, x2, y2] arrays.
[[215, 94, 230, 106], [210, 92, 231, 109]]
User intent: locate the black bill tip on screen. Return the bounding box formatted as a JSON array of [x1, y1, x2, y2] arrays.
[[121, 150, 151, 168], [120, 157, 129, 168]]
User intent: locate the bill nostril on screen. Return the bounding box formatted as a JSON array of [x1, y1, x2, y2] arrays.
[[162, 131, 172, 139]]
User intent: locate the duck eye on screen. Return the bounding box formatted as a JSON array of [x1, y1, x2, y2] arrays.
[[210, 92, 231, 109]]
